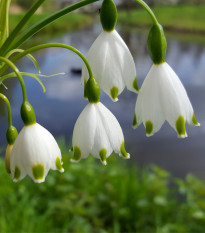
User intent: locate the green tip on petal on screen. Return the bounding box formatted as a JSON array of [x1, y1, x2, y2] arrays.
[[14, 166, 21, 181], [32, 164, 45, 181], [99, 148, 107, 165], [71, 146, 81, 162], [55, 157, 64, 172], [145, 121, 153, 136], [132, 113, 138, 128], [192, 112, 200, 126], [133, 77, 139, 92], [120, 141, 130, 159], [176, 116, 187, 138], [110, 86, 119, 101]]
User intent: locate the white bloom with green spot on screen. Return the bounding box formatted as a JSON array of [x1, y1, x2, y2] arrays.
[[10, 123, 64, 183], [71, 102, 130, 165], [133, 62, 200, 138], [82, 30, 138, 101]]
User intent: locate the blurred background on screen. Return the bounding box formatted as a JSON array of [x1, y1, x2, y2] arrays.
[[0, 0, 205, 232]]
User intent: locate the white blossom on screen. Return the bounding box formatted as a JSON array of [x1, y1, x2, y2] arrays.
[[82, 30, 138, 101], [133, 62, 199, 138], [10, 123, 64, 183], [71, 102, 130, 165]]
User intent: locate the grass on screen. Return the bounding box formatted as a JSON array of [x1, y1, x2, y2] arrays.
[[9, 13, 93, 47], [0, 139, 205, 232], [118, 5, 205, 33]]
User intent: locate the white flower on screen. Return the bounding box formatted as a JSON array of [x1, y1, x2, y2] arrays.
[[133, 62, 200, 138], [82, 30, 138, 101], [10, 123, 64, 183], [71, 102, 130, 165]]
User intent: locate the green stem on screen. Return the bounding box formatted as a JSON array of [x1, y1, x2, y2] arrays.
[[135, 0, 158, 25], [0, 0, 46, 56], [0, 93, 12, 127], [1, 43, 93, 78], [0, 57, 27, 101], [3, 0, 99, 54]]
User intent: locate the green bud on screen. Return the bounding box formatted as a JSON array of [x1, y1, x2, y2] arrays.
[[147, 24, 167, 64], [100, 0, 117, 32], [6, 126, 18, 145], [21, 101, 36, 126], [86, 77, 100, 103]]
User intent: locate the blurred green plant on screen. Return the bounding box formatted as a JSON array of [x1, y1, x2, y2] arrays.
[[0, 139, 205, 233]]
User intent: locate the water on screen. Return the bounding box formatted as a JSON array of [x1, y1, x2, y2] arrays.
[[1, 24, 205, 178]]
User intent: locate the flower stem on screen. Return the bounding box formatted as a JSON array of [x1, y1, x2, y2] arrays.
[[135, 0, 158, 25], [0, 93, 12, 127], [0, 43, 93, 79], [0, 57, 27, 102], [2, 0, 99, 54]]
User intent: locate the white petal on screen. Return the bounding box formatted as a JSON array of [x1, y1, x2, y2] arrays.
[[72, 103, 97, 159], [91, 106, 112, 160], [155, 63, 192, 135], [110, 30, 138, 93], [134, 65, 165, 136], [162, 63, 194, 125], [96, 102, 125, 155], [10, 123, 62, 182]]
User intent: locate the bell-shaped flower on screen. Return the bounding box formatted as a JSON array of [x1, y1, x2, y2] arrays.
[[133, 62, 200, 138], [71, 102, 130, 165], [81, 30, 138, 102], [10, 123, 64, 183]]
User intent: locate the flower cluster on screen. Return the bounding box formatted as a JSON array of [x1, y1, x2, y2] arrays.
[[1, 0, 200, 184]]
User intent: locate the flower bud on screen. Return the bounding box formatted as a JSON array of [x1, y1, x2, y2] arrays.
[[147, 24, 167, 64], [86, 77, 100, 103], [6, 126, 18, 145], [21, 101, 36, 125], [100, 0, 117, 32]]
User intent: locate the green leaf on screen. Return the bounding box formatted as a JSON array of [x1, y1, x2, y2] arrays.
[[0, 0, 11, 48]]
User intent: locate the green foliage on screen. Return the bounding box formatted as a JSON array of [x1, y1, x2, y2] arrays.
[[0, 140, 205, 232], [118, 5, 205, 33], [9, 13, 92, 34]]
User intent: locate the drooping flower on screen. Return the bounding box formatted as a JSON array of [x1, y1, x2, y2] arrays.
[[82, 0, 138, 102], [10, 123, 64, 183], [133, 62, 200, 138], [82, 30, 138, 101], [71, 102, 130, 165]]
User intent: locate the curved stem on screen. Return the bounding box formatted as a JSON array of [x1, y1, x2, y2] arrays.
[[1, 43, 93, 79], [0, 0, 46, 56], [0, 57, 27, 101], [3, 0, 99, 54], [135, 0, 158, 25], [0, 93, 12, 127]]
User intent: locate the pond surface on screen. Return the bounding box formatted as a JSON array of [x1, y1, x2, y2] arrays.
[[1, 24, 205, 178]]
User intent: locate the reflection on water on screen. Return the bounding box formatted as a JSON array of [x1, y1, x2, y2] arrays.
[[1, 24, 205, 178]]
